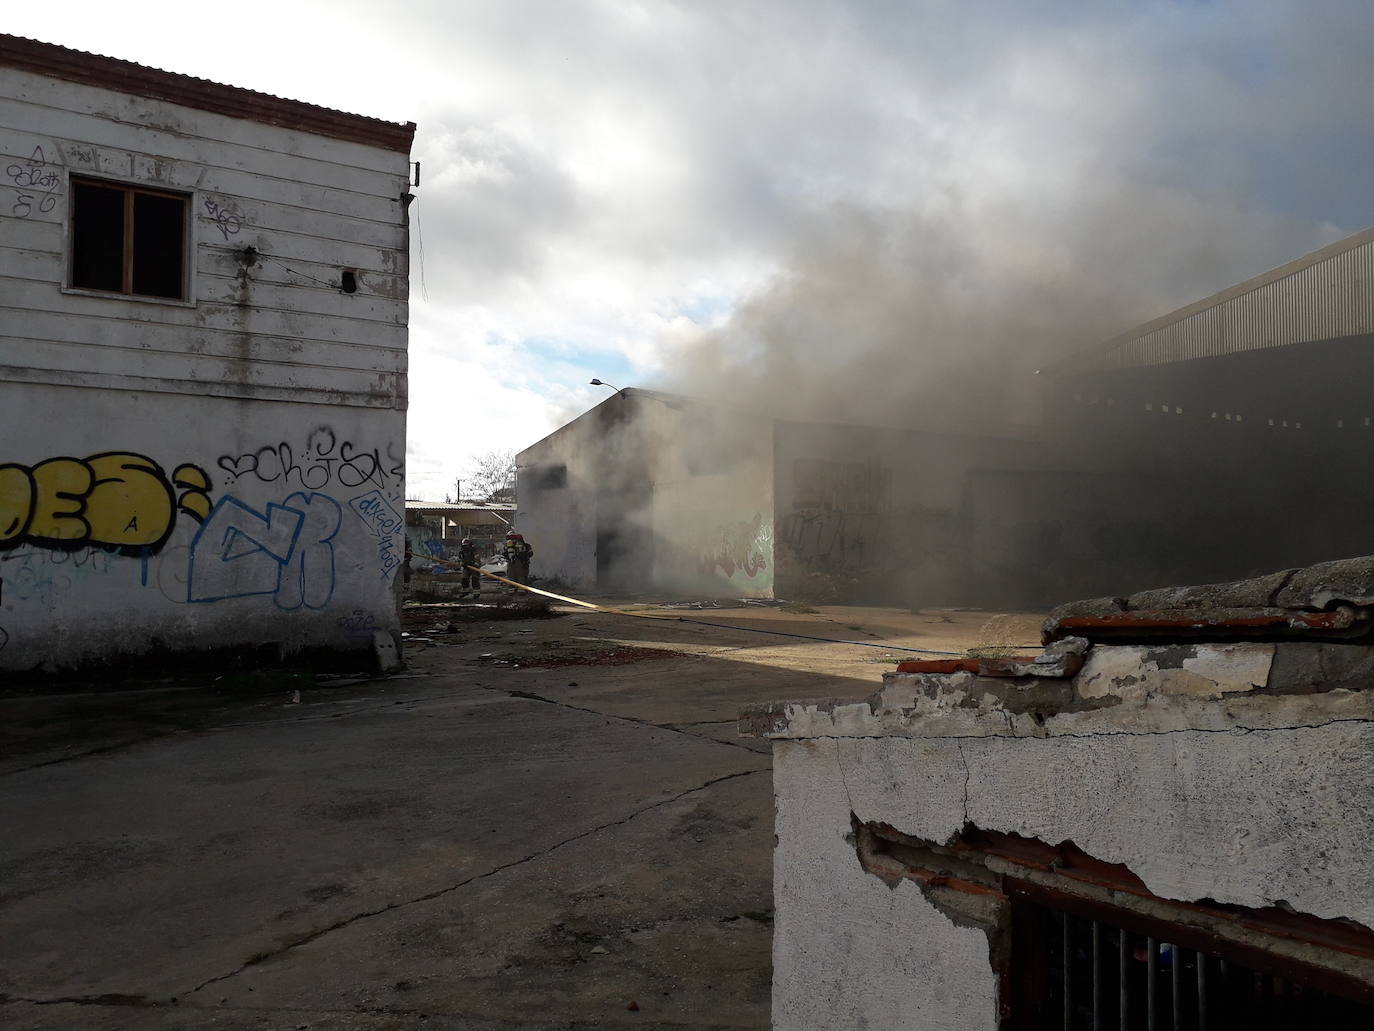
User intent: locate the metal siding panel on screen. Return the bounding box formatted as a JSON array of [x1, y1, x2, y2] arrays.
[[1083, 238, 1374, 371]]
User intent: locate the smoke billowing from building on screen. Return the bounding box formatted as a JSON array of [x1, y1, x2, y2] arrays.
[[666, 187, 1342, 434], [521, 2, 1374, 606]]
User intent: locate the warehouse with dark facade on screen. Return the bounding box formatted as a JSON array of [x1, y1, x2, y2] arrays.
[[517, 228, 1374, 606]]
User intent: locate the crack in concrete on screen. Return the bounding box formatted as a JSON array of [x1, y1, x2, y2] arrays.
[[0, 993, 750, 1028], [0, 691, 463, 779], [0, 992, 155, 1008], [1, 735, 180, 777], [1266, 568, 1301, 608], [957, 740, 971, 826], [770, 715, 1374, 743], [834, 739, 857, 815], [181, 765, 769, 999], [490, 684, 762, 755]]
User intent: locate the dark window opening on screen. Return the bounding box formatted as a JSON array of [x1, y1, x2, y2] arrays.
[[70, 178, 188, 299], [1009, 887, 1374, 1030], [532, 463, 568, 489]]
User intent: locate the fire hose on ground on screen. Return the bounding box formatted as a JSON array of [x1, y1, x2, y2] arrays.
[[417, 553, 996, 657]]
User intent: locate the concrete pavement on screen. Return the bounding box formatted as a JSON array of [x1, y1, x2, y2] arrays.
[[0, 603, 1032, 1029]]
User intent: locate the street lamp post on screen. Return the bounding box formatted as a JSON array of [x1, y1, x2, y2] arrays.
[[589, 378, 626, 395]]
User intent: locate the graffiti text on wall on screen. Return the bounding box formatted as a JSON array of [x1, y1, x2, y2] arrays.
[[187, 492, 341, 610], [699, 513, 770, 579], [6, 145, 60, 219], [216, 428, 402, 492], [349, 489, 403, 581], [203, 196, 244, 239], [781, 459, 892, 573], [1, 545, 118, 604], [792, 459, 891, 513], [336, 609, 380, 637], [0, 453, 212, 554]]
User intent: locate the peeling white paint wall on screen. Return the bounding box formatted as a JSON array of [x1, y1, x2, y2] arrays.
[[774, 739, 999, 1031], [0, 68, 410, 670], [768, 657, 1374, 1029]]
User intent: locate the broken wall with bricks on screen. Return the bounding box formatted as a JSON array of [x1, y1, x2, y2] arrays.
[[0, 45, 413, 672], [745, 558, 1374, 1028]]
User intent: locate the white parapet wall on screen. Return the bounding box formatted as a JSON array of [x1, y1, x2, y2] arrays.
[[747, 634, 1374, 1029]]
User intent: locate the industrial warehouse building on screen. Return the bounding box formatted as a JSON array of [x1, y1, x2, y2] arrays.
[[0, 36, 415, 672], [518, 226, 1374, 606]]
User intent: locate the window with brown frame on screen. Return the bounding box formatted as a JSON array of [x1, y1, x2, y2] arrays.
[[68, 177, 189, 300]]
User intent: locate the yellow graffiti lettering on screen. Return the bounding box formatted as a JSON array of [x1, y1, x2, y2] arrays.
[[0, 464, 36, 542], [27, 458, 94, 542], [0, 453, 213, 553], [82, 453, 175, 548], [173, 464, 213, 521]]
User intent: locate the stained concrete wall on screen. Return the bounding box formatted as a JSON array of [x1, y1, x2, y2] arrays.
[[516, 396, 624, 591], [758, 643, 1374, 1029], [774, 738, 1000, 1031], [517, 392, 774, 596], [648, 407, 773, 598], [771, 421, 1047, 605], [0, 67, 410, 671]]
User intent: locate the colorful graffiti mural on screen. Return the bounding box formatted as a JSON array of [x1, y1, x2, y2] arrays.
[[0, 453, 212, 553], [0, 435, 404, 670]]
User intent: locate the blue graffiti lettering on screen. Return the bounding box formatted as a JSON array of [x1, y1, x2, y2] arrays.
[[349, 489, 403, 581], [187, 492, 340, 609]]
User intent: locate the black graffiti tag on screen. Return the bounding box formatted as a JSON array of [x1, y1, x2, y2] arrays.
[[203, 197, 244, 239], [7, 145, 60, 219], [217, 432, 392, 491]]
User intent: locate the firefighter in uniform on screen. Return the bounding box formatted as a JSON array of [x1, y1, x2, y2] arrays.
[[457, 537, 480, 597], [503, 530, 533, 586]]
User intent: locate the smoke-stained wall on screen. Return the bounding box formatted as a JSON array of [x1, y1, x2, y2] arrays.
[[650, 410, 774, 598], [772, 421, 1049, 605], [517, 391, 775, 597]]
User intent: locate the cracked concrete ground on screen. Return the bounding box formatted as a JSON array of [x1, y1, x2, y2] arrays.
[[0, 603, 1023, 1030]]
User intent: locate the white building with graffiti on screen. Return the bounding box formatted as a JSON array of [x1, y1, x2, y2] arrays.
[[0, 36, 415, 672]]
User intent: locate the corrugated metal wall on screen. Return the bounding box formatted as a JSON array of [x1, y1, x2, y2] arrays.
[[1078, 230, 1374, 372]]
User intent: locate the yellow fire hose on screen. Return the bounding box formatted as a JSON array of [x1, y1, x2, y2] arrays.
[[415, 553, 973, 656]]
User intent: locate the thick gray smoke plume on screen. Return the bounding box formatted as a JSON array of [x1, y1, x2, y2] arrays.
[[658, 1, 1373, 428], [669, 193, 1340, 431]]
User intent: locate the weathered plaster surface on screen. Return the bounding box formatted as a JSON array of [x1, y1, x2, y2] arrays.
[[831, 725, 1374, 926], [763, 638, 1374, 1029], [774, 739, 998, 1031], [746, 641, 1374, 740], [1076, 642, 1274, 700]]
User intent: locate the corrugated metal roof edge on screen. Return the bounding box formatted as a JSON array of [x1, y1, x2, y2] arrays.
[[405, 501, 516, 511], [0, 33, 416, 153], [1043, 223, 1374, 376]]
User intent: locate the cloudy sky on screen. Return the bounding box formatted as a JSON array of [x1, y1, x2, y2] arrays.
[[25, 1, 1374, 497]]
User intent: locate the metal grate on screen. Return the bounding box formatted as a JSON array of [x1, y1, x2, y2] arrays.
[[1010, 893, 1374, 1030]]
